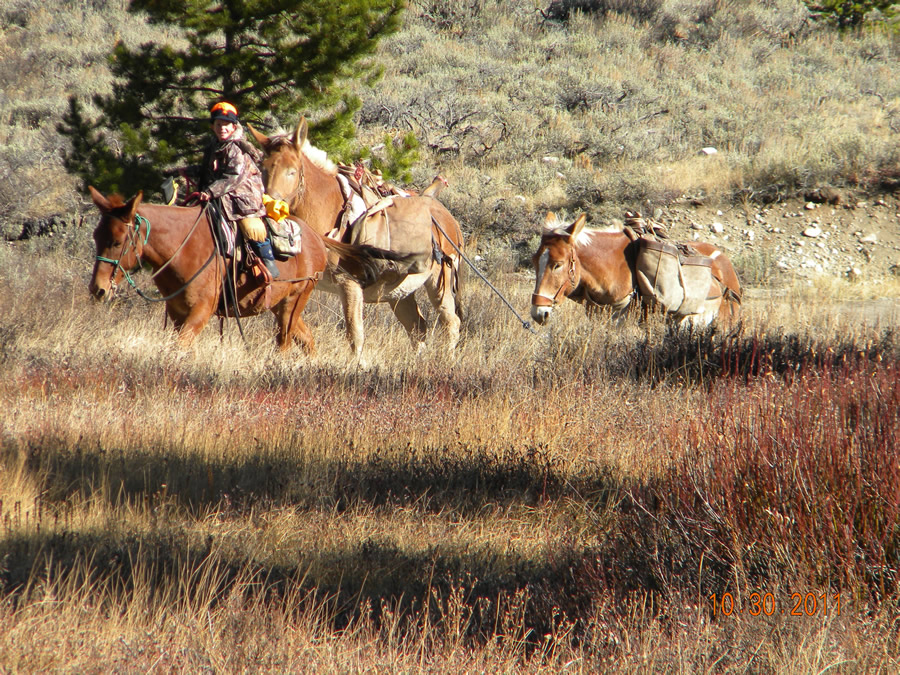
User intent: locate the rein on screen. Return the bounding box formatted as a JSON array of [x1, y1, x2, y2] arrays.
[[146, 206, 207, 282]]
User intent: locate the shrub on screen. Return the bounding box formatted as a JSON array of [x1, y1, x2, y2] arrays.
[[543, 0, 665, 24]]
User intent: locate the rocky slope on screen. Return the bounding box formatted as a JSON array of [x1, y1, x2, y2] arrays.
[[657, 189, 900, 283]]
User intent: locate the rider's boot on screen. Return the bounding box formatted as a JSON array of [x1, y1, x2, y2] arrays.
[[252, 239, 280, 279]]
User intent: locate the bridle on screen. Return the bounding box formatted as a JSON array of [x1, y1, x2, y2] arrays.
[[262, 145, 305, 207], [96, 213, 150, 291], [531, 248, 578, 308], [95, 206, 216, 302]]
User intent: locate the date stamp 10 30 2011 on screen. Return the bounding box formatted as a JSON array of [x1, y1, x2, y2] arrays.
[[709, 592, 842, 618]]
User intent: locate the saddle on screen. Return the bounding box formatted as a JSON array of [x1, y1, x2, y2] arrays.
[[623, 211, 720, 316], [332, 162, 412, 241], [329, 163, 434, 277]]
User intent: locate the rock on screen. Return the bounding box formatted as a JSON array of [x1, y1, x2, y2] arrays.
[[691, 222, 705, 231], [859, 233, 878, 243], [805, 202, 817, 210], [804, 187, 842, 205], [699, 147, 718, 155], [803, 226, 822, 238], [846, 267, 862, 281], [711, 222, 725, 234]]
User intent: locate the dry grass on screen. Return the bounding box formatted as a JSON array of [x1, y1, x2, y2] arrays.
[[1, 234, 898, 671]]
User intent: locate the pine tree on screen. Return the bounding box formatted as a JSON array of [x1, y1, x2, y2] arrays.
[[806, 0, 898, 28], [60, 0, 403, 196]]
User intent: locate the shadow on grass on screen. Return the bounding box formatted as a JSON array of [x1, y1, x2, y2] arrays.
[[0, 524, 631, 640], [597, 325, 898, 387], [4, 437, 621, 517]]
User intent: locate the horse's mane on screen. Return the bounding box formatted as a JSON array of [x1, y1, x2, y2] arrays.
[[543, 215, 622, 246], [267, 130, 337, 175], [106, 194, 128, 208]]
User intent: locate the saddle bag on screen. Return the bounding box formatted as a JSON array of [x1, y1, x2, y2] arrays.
[[635, 237, 715, 316], [266, 216, 303, 259]]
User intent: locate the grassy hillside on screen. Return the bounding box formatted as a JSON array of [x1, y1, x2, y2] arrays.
[[2, 0, 898, 243]]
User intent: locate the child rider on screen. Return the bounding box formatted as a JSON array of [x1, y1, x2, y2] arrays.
[[196, 101, 279, 279]]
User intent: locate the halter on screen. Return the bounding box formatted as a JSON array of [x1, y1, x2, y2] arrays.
[[96, 213, 150, 290], [95, 206, 214, 301], [531, 250, 578, 308]]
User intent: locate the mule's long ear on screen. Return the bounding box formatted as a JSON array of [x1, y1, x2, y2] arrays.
[[247, 124, 269, 150], [89, 186, 111, 213], [125, 191, 143, 222], [293, 117, 308, 148], [542, 211, 557, 231], [567, 214, 587, 240]]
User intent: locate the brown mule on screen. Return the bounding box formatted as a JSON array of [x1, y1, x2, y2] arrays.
[[88, 187, 386, 353], [249, 119, 464, 358], [531, 212, 742, 329]]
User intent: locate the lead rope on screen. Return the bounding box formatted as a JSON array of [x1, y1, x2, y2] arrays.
[[430, 216, 536, 335]]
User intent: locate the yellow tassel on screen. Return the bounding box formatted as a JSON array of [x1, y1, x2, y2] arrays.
[[263, 194, 290, 222]]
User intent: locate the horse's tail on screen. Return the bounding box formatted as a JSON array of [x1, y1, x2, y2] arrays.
[[322, 237, 412, 287]]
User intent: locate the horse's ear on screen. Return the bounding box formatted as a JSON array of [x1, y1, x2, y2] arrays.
[[567, 214, 587, 240], [89, 186, 111, 212], [125, 191, 143, 221], [247, 124, 269, 149], [293, 117, 308, 147], [542, 212, 556, 231]]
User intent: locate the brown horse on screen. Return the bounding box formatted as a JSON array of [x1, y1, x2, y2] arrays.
[[88, 186, 378, 353], [531, 213, 742, 328], [248, 119, 464, 358]]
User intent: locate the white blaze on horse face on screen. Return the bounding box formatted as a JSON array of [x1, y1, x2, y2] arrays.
[[530, 248, 555, 324], [534, 249, 550, 291], [532, 249, 556, 305]]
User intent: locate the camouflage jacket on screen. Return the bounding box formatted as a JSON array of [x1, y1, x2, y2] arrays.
[[197, 125, 266, 221]]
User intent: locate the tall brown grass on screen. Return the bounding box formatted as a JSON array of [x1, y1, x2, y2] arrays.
[[1, 232, 898, 671]]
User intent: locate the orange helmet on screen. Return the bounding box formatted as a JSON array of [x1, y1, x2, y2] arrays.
[[210, 101, 239, 123]]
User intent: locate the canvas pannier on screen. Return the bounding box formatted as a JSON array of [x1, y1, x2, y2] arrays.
[[266, 216, 303, 259], [635, 237, 715, 316]]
